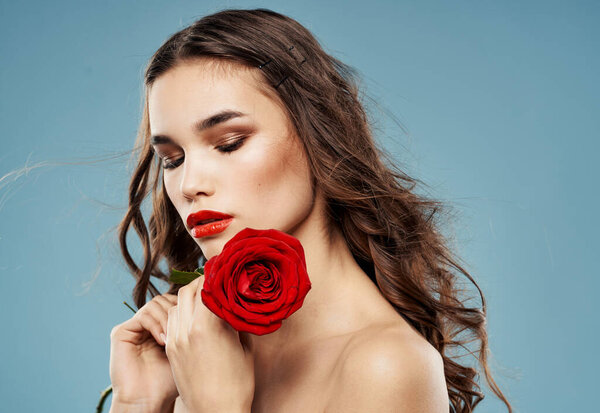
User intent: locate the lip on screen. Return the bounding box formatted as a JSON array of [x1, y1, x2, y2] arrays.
[[186, 210, 234, 238], [190, 218, 233, 238]]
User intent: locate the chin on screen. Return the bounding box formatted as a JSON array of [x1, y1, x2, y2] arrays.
[[197, 239, 226, 261]]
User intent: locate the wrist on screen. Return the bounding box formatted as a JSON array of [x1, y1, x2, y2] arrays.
[[201, 404, 251, 413], [110, 397, 175, 413], [187, 401, 250, 413]]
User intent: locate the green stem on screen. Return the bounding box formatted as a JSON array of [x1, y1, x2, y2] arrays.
[[96, 384, 112, 413], [123, 301, 137, 314]]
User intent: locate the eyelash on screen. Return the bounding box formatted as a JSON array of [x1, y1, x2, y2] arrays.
[[162, 137, 246, 170]]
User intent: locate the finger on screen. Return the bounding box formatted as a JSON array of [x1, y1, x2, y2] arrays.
[[192, 274, 205, 310], [166, 305, 178, 346], [178, 277, 203, 338], [149, 296, 176, 344], [163, 293, 179, 304], [154, 294, 178, 312], [128, 310, 165, 346], [192, 274, 209, 321], [192, 274, 225, 332]]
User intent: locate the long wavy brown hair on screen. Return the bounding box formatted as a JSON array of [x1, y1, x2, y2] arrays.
[[118, 8, 512, 413]]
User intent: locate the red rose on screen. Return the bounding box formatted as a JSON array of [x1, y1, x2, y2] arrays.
[[200, 227, 312, 336]]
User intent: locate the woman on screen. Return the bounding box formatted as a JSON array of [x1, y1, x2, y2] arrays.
[[109, 8, 512, 413]]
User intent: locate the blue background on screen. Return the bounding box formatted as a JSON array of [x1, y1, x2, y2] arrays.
[[1, 1, 598, 411]]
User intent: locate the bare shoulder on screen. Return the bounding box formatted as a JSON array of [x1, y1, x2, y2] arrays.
[[325, 323, 449, 413]]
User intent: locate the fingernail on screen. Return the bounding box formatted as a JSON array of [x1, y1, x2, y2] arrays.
[[160, 333, 167, 344]]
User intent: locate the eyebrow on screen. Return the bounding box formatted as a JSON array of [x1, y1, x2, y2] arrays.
[[150, 109, 247, 145]]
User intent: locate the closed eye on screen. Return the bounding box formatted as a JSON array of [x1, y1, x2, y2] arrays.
[[162, 156, 183, 170], [216, 136, 246, 153], [161, 136, 246, 170]]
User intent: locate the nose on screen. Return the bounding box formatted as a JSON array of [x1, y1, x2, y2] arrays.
[[179, 152, 215, 201]]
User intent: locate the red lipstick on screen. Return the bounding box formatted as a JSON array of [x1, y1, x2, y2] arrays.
[[187, 210, 233, 238]]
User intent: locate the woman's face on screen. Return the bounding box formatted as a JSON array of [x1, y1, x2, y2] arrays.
[[148, 59, 316, 260]]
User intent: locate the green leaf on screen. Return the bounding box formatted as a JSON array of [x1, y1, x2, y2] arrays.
[[169, 268, 203, 285]]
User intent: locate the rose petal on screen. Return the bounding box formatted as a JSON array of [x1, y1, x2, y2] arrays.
[[200, 227, 311, 335]]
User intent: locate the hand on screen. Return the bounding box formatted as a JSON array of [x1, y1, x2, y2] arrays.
[[165, 275, 255, 413], [109, 293, 179, 410]]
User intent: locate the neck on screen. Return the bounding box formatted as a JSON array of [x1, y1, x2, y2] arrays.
[[240, 202, 373, 359]]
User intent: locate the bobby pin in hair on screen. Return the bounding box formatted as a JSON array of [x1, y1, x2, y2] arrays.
[[258, 45, 307, 88]]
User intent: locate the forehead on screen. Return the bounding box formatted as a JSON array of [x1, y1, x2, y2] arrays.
[[148, 59, 274, 116]]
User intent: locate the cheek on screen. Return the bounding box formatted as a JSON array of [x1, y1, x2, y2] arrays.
[[163, 176, 176, 203], [234, 142, 313, 217], [162, 174, 185, 217]]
